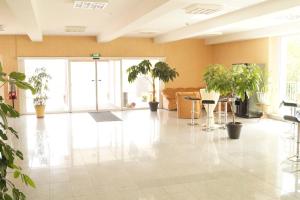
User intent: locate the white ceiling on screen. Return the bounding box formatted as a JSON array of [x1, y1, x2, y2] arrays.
[[1, 0, 300, 44]]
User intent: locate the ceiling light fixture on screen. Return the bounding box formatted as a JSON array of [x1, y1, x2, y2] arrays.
[[139, 30, 160, 34], [202, 32, 223, 36], [65, 26, 86, 32], [73, 0, 108, 10], [185, 4, 222, 15]]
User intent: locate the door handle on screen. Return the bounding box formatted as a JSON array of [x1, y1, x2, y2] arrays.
[[91, 80, 95, 82], [98, 80, 102, 82]]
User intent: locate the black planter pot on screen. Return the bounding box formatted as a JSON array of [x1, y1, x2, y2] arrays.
[[226, 122, 242, 139], [149, 102, 159, 112]]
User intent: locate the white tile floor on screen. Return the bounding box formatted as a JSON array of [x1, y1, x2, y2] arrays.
[[8, 109, 300, 199]]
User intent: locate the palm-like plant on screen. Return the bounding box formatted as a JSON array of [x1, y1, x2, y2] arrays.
[[127, 60, 179, 103]]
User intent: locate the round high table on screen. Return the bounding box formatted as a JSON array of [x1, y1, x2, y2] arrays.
[[184, 96, 201, 126]]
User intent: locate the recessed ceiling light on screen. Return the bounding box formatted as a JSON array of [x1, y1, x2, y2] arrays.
[[139, 30, 159, 34], [65, 26, 86, 32], [202, 32, 223, 36], [73, 0, 108, 10], [184, 4, 222, 15]]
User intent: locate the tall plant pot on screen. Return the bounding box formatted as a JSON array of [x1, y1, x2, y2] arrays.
[[35, 105, 45, 118], [226, 122, 242, 139], [149, 102, 159, 112], [200, 89, 220, 127]]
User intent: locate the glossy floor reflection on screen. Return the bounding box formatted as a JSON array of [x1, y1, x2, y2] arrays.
[[10, 110, 300, 199]]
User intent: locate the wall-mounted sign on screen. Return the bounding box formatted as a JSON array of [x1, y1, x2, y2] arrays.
[[90, 53, 101, 60]]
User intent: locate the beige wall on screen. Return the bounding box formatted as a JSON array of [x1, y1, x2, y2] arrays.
[[0, 35, 213, 110], [0, 34, 274, 111], [211, 38, 269, 66], [0, 35, 212, 88]]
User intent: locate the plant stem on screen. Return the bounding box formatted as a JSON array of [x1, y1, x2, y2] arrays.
[[152, 78, 156, 102]]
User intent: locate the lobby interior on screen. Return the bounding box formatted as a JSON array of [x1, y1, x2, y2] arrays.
[[1, 0, 300, 200]]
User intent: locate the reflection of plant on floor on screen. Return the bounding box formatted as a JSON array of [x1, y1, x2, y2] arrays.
[[0, 63, 36, 199]]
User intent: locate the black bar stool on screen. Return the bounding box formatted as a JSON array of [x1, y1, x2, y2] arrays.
[[202, 100, 215, 131], [283, 115, 300, 173], [281, 101, 298, 139]]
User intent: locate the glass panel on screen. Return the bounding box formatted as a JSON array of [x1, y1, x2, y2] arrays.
[[70, 61, 96, 111], [286, 36, 300, 102], [23, 59, 69, 113], [97, 60, 121, 110], [122, 59, 160, 109]]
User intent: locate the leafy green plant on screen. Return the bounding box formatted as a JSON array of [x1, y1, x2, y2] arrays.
[[0, 63, 36, 199], [127, 60, 179, 102], [28, 68, 51, 106], [203, 63, 262, 123], [203, 64, 231, 96], [228, 64, 262, 123]]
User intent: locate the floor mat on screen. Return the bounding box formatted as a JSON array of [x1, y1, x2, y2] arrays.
[[89, 111, 122, 122]]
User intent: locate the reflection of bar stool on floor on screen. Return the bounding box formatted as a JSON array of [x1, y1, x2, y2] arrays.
[[184, 96, 201, 126], [217, 97, 228, 129], [283, 115, 300, 173], [202, 100, 215, 131]]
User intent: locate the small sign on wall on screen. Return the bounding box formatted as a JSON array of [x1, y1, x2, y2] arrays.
[[90, 53, 101, 60]]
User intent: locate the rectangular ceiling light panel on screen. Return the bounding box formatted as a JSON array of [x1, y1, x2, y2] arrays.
[[185, 4, 222, 15], [65, 26, 86, 32], [73, 0, 108, 10]]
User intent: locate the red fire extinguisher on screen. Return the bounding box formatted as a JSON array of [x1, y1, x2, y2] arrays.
[[8, 82, 17, 108]]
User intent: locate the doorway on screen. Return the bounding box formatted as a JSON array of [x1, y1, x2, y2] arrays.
[[70, 59, 121, 112]]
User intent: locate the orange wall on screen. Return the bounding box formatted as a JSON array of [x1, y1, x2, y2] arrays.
[[211, 38, 269, 66], [0, 35, 212, 88]]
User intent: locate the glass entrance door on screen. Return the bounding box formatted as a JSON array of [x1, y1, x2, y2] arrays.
[[97, 60, 121, 110], [70, 61, 97, 111]]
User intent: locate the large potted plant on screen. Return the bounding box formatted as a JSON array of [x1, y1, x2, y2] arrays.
[[202, 64, 228, 126], [29, 67, 51, 118], [226, 64, 262, 139], [127, 60, 179, 111], [0, 63, 36, 199]]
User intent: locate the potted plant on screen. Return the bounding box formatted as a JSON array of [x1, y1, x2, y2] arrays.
[[0, 62, 36, 199], [127, 60, 179, 111], [28, 67, 51, 118], [202, 64, 228, 126], [226, 64, 262, 139]]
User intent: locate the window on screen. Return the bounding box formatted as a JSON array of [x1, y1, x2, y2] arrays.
[[21, 59, 69, 113]]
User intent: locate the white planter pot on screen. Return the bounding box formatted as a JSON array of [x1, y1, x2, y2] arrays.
[[200, 89, 220, 126]]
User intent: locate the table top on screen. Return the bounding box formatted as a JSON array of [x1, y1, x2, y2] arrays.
[[219, 97, 228, 102], [184, 96, 201, 101]]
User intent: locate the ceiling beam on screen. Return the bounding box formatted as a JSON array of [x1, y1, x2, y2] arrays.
[[97, 0, 189, 42], [205, 20, 300, 45], [154, 0, 300, 43], [5, 0, 42, 42]]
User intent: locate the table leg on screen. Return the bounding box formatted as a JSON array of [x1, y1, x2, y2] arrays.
[[225, 102, 228, 124], [218, 102, 221, 124]]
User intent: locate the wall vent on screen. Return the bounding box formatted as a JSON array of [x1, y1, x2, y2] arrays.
[[65, 26, 86, 32], [184, 4, 222, 15], [73, 0, 108, 10]]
